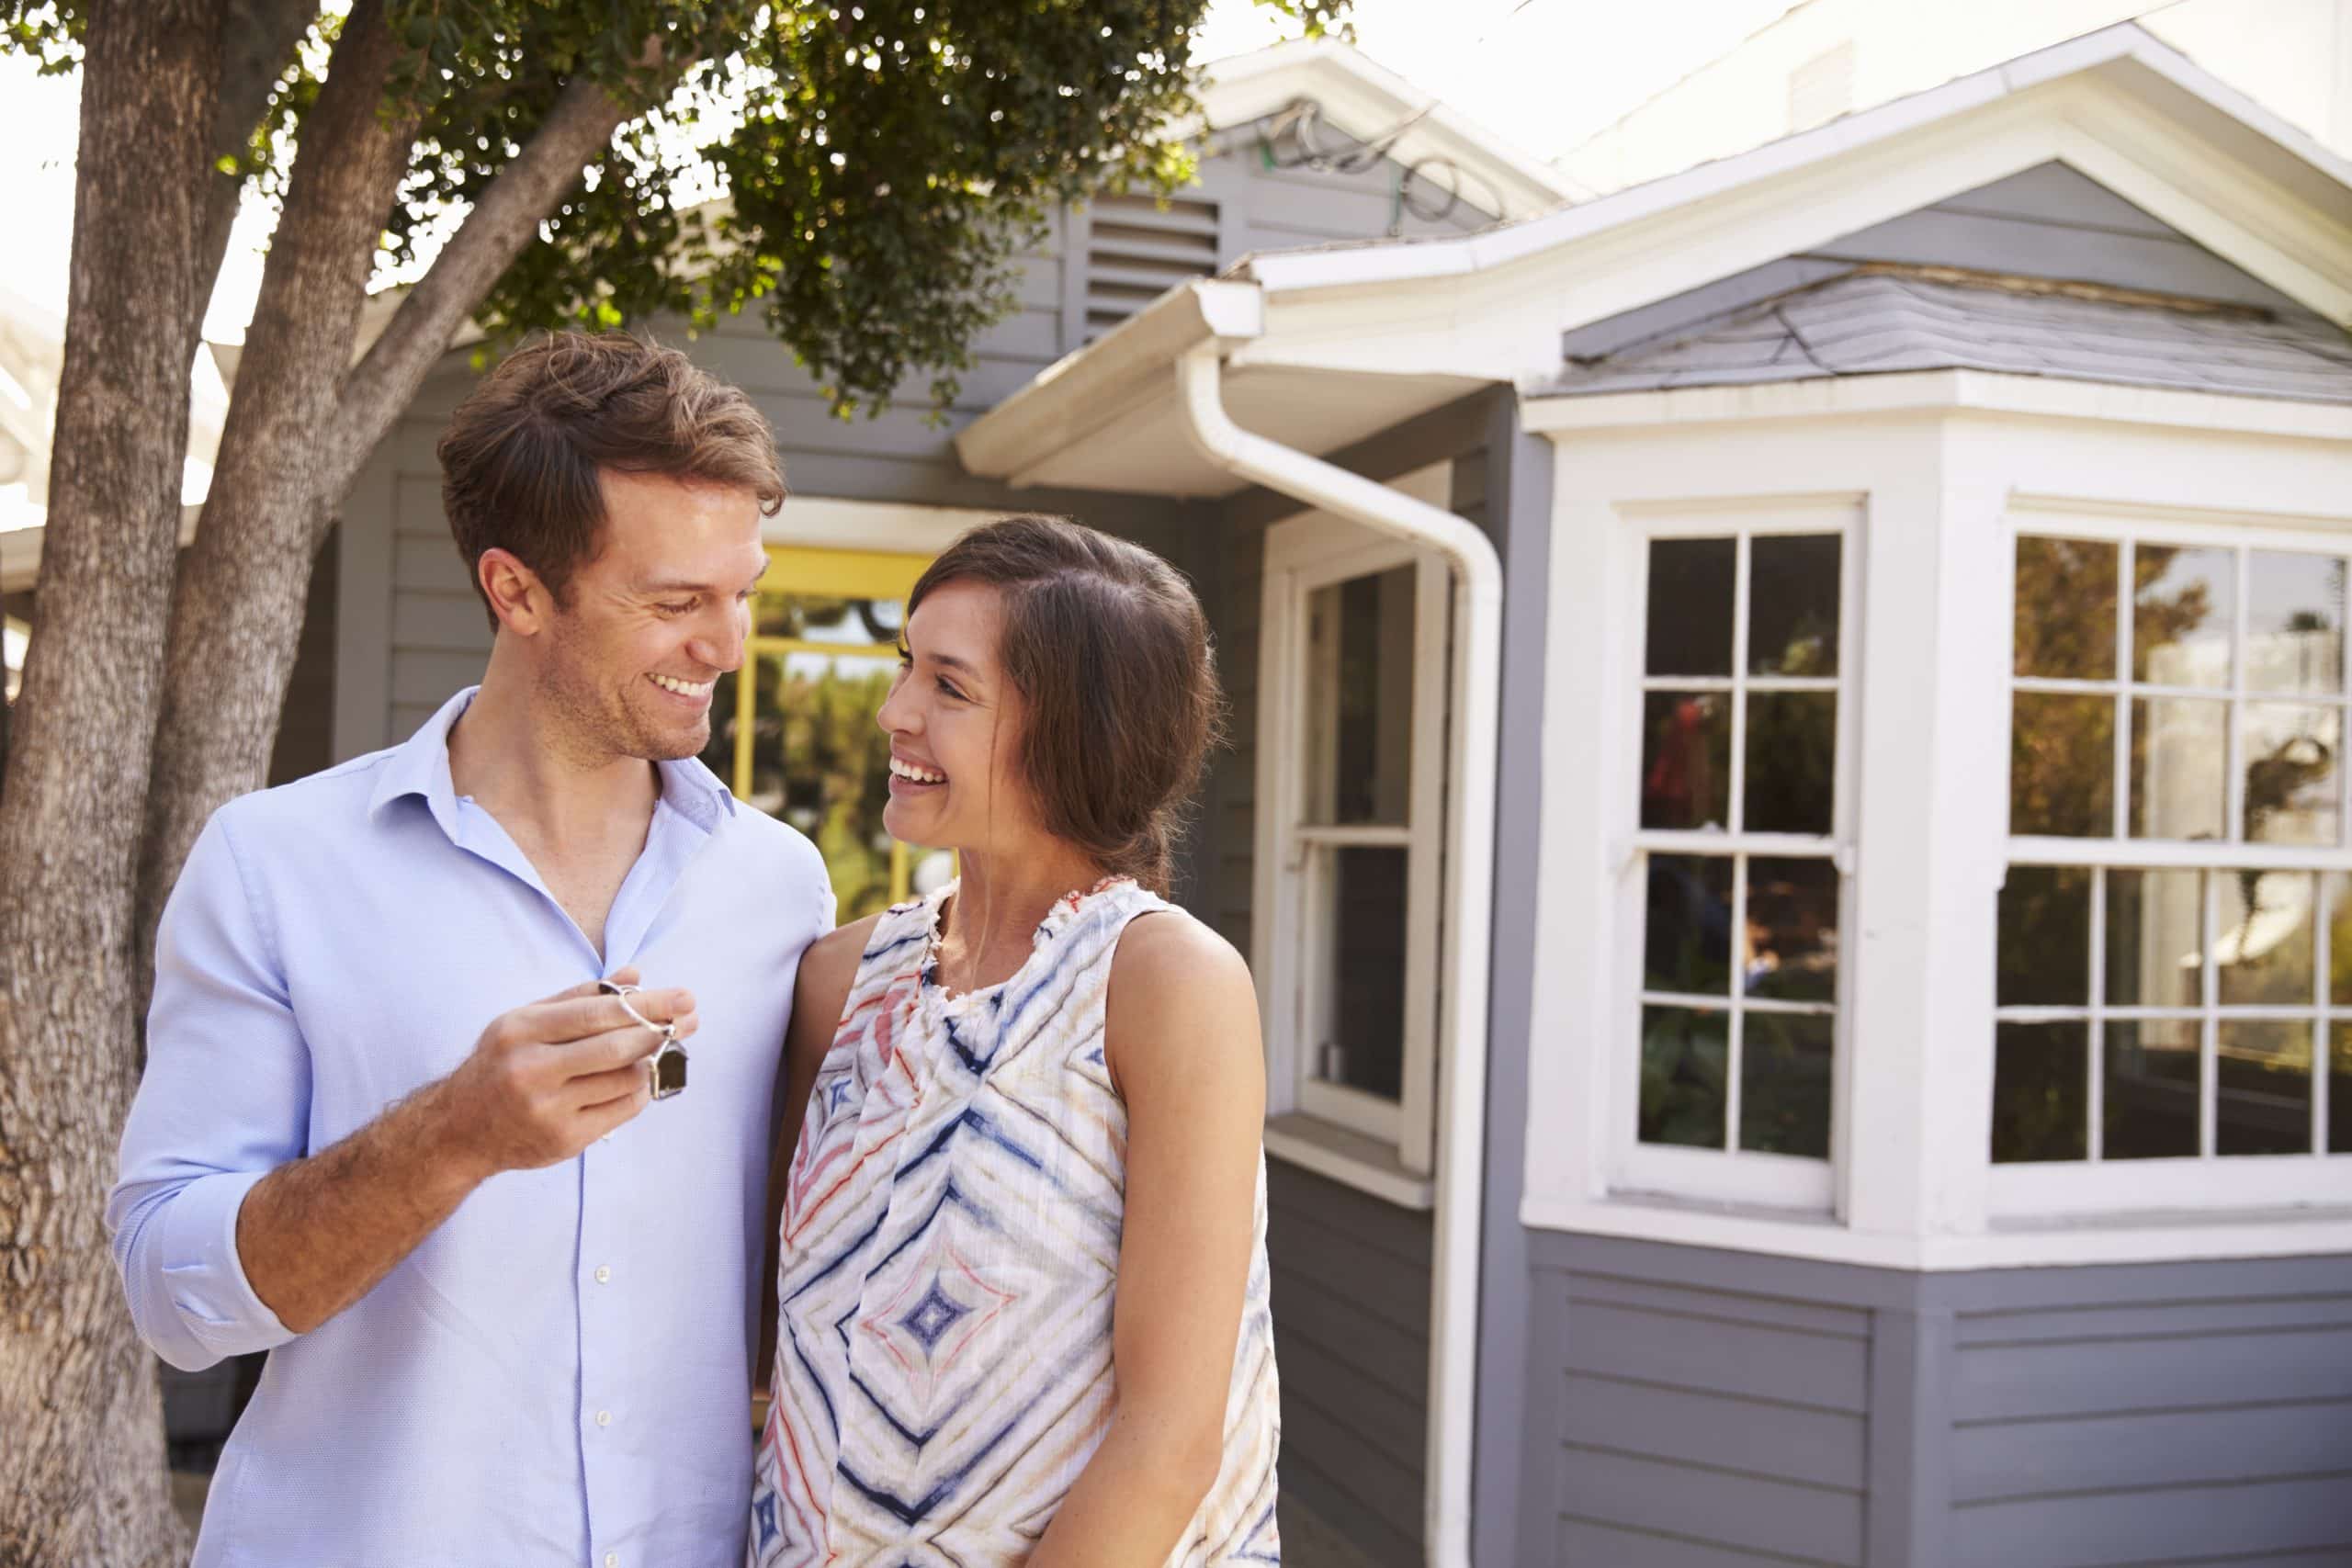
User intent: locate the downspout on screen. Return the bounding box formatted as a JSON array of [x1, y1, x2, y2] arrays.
[[1175, 344, 1500, 1568]]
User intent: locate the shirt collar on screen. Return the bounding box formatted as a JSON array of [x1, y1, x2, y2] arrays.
[[368, 685, 738, 837]]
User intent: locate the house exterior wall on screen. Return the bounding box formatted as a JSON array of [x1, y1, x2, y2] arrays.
[[1516, 1233, 2352, 1568]]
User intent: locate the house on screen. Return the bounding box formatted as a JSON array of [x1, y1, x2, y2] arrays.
[[25, 25, 2352, 1566]]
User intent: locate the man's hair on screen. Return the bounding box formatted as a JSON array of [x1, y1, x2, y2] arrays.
[[906, 515, 1226, 895], [436, 331, 786, 626]]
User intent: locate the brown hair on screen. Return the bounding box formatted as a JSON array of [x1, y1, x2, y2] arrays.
[[436, 331, 786, 626], [909, 515, 1225, 895]]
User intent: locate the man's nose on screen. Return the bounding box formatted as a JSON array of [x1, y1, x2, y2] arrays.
[[689, 604, 746, 674]]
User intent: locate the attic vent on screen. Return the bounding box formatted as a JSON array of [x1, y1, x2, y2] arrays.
[[1083, 193, 1220, 341], [1788, 41, 1855, 134]]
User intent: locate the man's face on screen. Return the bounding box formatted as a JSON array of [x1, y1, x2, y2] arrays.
[[536, 470, 767, 764]]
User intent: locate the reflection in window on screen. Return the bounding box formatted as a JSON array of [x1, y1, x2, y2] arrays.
[[1307, 845, 1408, 1100], [2013, 536, 2346, 847], [1306, 567, 1415, 827], [1634, 529, 1843, 1164], [1991, 864, 2343, 1162]]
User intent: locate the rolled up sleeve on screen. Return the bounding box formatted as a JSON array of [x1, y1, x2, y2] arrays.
[[108, 807, 305, 1371]]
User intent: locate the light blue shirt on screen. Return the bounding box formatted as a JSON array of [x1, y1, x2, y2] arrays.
[[109, 688, 831, 1568]]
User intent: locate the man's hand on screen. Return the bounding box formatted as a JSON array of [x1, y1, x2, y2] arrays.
[[235, 967, 697, 1335], [432, 967, 700, 1179]]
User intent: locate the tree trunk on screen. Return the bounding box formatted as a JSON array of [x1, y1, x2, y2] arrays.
[[135, 50, 654, 965], [137, 2, 415, 977], [0, 3, 224, 1563]]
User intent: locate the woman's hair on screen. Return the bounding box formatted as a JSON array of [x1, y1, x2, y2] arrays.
[[437, 330, 786, 627], [907, 515, 1226, 895]]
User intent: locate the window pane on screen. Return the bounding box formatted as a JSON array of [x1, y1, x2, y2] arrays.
[[2216, 871, 2315, 1008], [2128, 697, 2225, 841], [1645, 854, 1733, 998], [2332, 1028, 2351, 1154], [2106, 869, 2202, 1010], [2215, 1021, 2312, 1156], [1639, 1005, 1726, 1149], [1747, 535, 1841, 677], [1745, 693, 1836, 835], [1646, 538, 1736, 676], [1745, 857, 1838, 1002], [1741, 1011, 1832, 1159], [1997, 865, 2091, 1008], [2242, 703, 2339, 847], [755, 592, 903, 644], [2011, 694, 2114, 838], [2331, 874, 2352, 1008], [2133, 546, 2233, 688], [1308, 845, 1408, 1101], [2245, 550, 2344, 695], [1992, 1021, 2089, 1163], [1641, 692, 1730, 830], [2103, 1021, 2201, 1160], [2015, 536, 2117, 681], [1306, 567, 1416, 827]]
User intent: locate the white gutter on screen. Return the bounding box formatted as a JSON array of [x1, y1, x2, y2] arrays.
[[1174, 344, 1499, 1568]]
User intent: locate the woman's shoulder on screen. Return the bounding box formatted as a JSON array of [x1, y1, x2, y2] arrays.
[[1104, 907, 1261, 1088], [796, 911, 884, 1008]]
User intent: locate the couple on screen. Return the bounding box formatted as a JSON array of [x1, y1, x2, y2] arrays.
[[108, 333, 1281, 1567]]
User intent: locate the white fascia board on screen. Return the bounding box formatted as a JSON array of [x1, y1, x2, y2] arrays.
[[1521, 369, 2352, 442], [954, 279, 1262, 481], [1240, 23, 2352, 304], [1193, 39, 1589, 215]]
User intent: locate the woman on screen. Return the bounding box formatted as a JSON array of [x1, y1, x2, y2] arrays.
[[751, 516, 1281, 1567]]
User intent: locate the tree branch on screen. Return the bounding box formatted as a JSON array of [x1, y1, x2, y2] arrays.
[[329, 62, 665, 497]]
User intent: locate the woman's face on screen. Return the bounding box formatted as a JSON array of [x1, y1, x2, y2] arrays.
[[877, 580, 1040, 852]]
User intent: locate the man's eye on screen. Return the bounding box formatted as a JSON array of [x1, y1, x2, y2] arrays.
[[656, 601, 695, 616]]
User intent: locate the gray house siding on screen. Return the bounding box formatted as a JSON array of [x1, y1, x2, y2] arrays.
[[1268, 1160, 1433, 1567], [1517, 1233, 2352, 1567], [1561, 162, 2315, 367]]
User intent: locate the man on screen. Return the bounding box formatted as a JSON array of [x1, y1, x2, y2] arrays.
[[109, 332, 831, 1567]]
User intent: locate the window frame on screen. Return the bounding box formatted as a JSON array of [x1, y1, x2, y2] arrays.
[[1253, 468, 1456, 1205], [1996, 508, 2352, 1215], [1611, 506, 1863, 1213]]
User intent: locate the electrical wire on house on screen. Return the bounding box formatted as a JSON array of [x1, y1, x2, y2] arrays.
[[1240, 96, 1510, 234]]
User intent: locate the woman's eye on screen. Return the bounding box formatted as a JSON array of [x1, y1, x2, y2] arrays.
[[935, 677, 965, 701], [895, 641, 913, 667]]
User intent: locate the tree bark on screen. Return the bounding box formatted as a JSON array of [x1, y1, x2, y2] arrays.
[[0, 4, 225, 1564], [136, 2, 415, 977], [134, 39, 658, 965]]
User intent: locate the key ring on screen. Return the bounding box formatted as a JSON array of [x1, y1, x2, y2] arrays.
[[599, 978, 688, 1100]]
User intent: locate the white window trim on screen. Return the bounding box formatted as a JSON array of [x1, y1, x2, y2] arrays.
[[1993, 502, 2352, 1218], [1606, 501, 1864, 1214], [1252, 464, 1454, 1208], [1523, 389, 2352, 1272]]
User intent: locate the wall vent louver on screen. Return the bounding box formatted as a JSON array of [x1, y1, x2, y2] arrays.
[[1082, 193, 1219, 342]]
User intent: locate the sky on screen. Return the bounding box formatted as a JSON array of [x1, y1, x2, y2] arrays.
[[0, 0, 1801, 343]]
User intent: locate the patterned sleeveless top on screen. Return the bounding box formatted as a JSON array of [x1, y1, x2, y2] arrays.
[[751, 877, 1282, 1567]]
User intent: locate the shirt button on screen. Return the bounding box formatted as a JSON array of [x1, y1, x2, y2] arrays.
[[594, 1266, 612, 1283], [605, 1555, 619, 1568], [595, 1410, 612, 1427]]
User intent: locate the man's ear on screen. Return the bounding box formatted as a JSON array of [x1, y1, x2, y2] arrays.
[[480, 547, 552, 637]]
